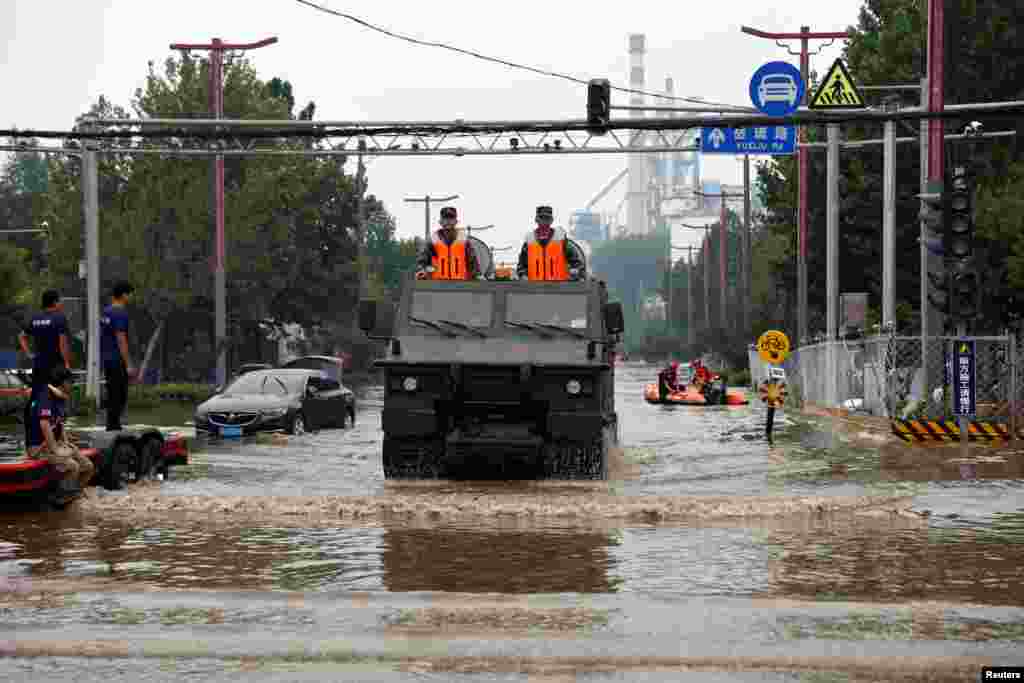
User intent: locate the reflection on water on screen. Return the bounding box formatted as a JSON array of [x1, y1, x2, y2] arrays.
[[759, 512, 1024, 606], [0, 515, 619, 594], [380, 525, 620, 594], [1, 512, 1023, 605]]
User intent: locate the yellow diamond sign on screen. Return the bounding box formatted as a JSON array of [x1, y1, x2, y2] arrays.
[[757, 330, 790, 364], [809, 59, 865, 110]]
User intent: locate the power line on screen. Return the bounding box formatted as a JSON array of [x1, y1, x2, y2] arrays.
[[4, 100, 1024, 144], [290, 0, 745, 109]]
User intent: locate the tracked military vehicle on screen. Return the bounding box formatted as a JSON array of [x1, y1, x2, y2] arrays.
[[358, 252, 624, 480]]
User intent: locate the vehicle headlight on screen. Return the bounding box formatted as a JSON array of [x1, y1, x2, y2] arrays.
[[566, 379, 581, 395], [403, 376, 418, 392], [261, 408, 287, 418]]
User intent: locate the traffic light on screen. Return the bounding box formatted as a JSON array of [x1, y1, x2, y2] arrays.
[[918, 180, 945, 256], [586, 78, 611, 136], [944, 165, 974, 268], [927, 270, 950, 315], [951, 270, 981, 319]]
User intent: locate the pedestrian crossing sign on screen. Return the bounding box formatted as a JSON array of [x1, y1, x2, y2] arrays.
[[809, 59, 865, 109]]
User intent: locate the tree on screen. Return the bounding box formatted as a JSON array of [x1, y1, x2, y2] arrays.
[[38, 54, 399, 380]]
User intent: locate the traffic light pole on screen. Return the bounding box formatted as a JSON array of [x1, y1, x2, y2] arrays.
[[883, 110, 896, 329], [826, 123, 840, 418], [741, 25, 850, 349]]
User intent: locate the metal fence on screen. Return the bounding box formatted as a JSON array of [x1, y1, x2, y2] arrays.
[[779, 334, 1018, 423]]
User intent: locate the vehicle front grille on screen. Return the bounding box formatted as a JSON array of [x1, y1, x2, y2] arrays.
[[461, 367, 524, 402], [208, 412, 260, 426]]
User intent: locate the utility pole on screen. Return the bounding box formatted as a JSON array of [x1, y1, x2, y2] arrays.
[[404, 194, 459, 242], [697, 189, 743, 334], [926, 0, 945, 184], [169, 36, 277, 388], [665, 228, 672, 334], [680, 223, 713, 337], [920, 76, 933, 399], [82, 131, 100, 411], [883, 96, 898, 328], [703, 231, 710, 334], [355, 148, 368, 300], [666, 241, 690, 336], [827, 123, 840, 414], [741, 24, 850, 347], [687, 246, 696, 349], [743, 155, 752, 337]]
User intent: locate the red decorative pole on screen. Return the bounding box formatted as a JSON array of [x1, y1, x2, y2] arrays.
[[168, 36, 277, 386], [926, 0, 944, 181]]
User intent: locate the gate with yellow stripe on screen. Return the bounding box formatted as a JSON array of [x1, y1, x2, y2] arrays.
[[890, 418, 1014, 443]]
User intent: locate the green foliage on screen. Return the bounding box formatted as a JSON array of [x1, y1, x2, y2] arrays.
[[750, 0, 1024, 338], [0, 241, 31, 309], [366, 213, 417, 297], [976, 162, 1024, 288], [30, 53, 404, 380], [3, 148, 48, 194], [71, 382, 215, 416]]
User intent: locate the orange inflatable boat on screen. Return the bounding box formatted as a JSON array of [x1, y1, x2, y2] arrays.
[[643, 382, 749, 406]]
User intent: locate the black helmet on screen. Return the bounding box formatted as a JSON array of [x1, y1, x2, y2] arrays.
[[535, 205, 553, 221], [440, 206, 457, 220]]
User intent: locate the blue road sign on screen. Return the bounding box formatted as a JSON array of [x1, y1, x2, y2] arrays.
[[749, 61, 805, 116], [953, 339, 976, 417], [700, 125, 796, 155]]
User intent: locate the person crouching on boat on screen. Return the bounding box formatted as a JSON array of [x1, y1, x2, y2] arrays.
[[25, 367, 94, 496], [658, 361, 682, 401], [692, 359, 712, 393]]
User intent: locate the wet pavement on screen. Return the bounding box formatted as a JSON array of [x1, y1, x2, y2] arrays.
[[0, 362, 1022, 681]]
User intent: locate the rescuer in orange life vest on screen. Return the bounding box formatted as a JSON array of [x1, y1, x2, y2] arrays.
[[516, 206, 585, 281], [415, 206, 480, 280]]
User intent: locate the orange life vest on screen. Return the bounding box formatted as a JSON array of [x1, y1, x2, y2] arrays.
[[526, 228, 569, 281], [431, 235, 468, 280]]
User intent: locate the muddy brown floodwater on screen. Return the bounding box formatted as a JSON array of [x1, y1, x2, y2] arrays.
[[1, 362, 1022, 682]]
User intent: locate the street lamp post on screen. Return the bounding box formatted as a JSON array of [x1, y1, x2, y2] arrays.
[[464, 224, 495, 241], [404, 194, 459, 242], [168, 36, 278, 387]]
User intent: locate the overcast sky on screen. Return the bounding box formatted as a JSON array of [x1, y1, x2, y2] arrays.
[[2, 0, 861, 255]]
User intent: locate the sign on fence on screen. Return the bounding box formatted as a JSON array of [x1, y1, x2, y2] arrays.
[[953, 339, 976, 417], [840, 292, 868, 332]]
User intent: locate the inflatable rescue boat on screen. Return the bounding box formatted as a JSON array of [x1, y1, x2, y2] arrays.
[[643, 382, 749, 406], [0, 428, 188, 506]]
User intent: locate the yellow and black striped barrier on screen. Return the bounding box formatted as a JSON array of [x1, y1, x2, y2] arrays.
[[890, 419, 1014, 443]]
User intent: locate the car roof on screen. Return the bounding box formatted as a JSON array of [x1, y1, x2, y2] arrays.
[[243, 368, 320, 376], [285, 355, 341, 362]]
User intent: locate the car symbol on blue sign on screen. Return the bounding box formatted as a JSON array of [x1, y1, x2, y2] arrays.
[[749, 62, 805, 117]]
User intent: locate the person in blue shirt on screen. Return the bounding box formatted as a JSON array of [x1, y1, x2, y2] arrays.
[[18, 289, 72, 391], [25, 367, 95, 495], [100, 281, 136, 431], [18, 290, 72, 433]]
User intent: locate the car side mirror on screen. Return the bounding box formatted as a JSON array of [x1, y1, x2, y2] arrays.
[[603, 302, 624, 335], [359, 299, 395, 338]]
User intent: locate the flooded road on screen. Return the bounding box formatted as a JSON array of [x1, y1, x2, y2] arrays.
[[1, 362, 1022, 681]]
